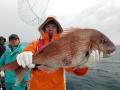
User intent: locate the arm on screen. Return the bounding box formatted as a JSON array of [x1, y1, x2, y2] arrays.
[[17, 41, 37, 68], [22, 40, 37, 54], [66, 67, 88, 76]]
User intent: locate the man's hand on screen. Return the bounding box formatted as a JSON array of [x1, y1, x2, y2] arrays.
[[82, 50, 103, 67], [17, 51, 35, 68]]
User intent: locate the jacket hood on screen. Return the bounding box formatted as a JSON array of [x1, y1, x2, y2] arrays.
[[38, 16, 63, 34]]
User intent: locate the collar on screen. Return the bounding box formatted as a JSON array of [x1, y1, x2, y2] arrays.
[[40, 32, 60, 44]]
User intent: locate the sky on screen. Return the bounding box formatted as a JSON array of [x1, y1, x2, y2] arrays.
[[0, 0, 120, 45]]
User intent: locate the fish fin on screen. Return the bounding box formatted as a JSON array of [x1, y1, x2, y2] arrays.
[[73, 66, 79, 70], [73, 63, 87, 70], [15, 67, 29, 86], [73, 53, 89, 70], [0, 60, 19, 71]]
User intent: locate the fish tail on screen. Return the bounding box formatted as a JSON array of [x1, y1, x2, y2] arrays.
[[0, 60, 19, 71], [0, 60, 29, 85], [15, 67, 29, 85]]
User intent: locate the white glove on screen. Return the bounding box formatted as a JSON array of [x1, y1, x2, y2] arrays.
[[0, 70, 5, 77], [17, 51, 35, 68], [82, 50, 103, 67]]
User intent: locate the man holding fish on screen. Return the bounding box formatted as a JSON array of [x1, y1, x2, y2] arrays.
[[0, 16, 116, 90], [16, 15, 114, 90]]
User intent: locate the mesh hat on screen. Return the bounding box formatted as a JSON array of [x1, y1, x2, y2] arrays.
[[9, 34, 19, 41]]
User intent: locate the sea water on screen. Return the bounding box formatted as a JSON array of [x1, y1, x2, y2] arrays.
[[66, 46, 120, 90]]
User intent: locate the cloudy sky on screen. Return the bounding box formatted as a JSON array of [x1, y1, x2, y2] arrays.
[[0, 0, 120, 45]]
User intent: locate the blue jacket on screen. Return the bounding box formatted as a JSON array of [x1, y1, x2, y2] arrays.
[[0, 43, 30, 85]]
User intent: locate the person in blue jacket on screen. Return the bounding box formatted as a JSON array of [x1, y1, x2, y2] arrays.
[[0, 34, 29, 90]]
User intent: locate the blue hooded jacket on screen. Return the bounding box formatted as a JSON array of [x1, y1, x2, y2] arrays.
[[0, 43, 29, 85]]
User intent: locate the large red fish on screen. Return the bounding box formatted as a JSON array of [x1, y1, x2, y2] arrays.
[[0, 28, 116, 85]]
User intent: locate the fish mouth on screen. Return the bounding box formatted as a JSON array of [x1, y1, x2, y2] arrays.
[[104, 51, 116, 58]]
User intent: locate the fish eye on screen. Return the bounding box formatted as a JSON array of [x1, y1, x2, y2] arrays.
[[100, 38, 107, 44]]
